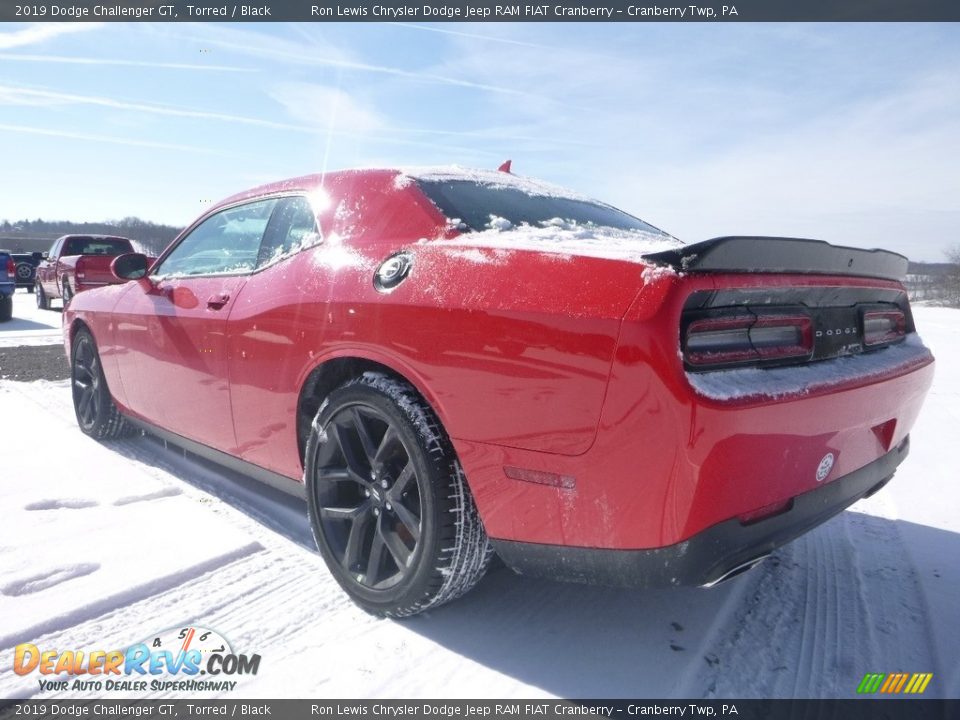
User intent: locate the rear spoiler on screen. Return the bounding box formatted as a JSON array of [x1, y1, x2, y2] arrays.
[[643, 236, 909, 282]]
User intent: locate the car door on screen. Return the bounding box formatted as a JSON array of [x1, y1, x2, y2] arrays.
[[112, 198, 279, 452], [38, 238, 61, 292], [226, 194, 324, 477]]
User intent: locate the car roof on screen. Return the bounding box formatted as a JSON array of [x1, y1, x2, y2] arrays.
[[210, 166, 592, 215], [57, 234, 132, 241]]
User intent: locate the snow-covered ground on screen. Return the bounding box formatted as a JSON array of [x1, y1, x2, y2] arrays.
[[0, 305, 957, 699], [0, 290, 63, 347]]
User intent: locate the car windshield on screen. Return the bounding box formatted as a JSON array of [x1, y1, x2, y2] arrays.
[[62, 237, 130, 256], [416, 179, 668, 235]]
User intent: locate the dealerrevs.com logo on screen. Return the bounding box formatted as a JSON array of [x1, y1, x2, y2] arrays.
[[14, 626, 261, 693]]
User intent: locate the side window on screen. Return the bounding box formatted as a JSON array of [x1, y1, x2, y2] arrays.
[[257, 196, 321, 268], [154, 198, 278, 278], [48, 239, 62, 258]]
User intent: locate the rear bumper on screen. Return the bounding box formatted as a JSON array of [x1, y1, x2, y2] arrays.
[[491, 436, 908, 588]]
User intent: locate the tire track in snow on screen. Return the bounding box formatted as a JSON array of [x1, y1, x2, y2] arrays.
[[692, 508, 936, 697], [0, 543, 264, 651]]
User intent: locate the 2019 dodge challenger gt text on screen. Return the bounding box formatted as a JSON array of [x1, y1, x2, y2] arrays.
[[63, 166, 935, 617]]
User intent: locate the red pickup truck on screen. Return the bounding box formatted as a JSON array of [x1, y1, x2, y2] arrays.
[[35, 235, 138, 310]]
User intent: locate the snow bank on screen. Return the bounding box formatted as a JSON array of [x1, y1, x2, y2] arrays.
[[688, 333, 933, 401]]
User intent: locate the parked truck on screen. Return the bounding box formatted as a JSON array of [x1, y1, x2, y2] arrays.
[[35, 235, 137, 310], [0, 250, 15, 321]]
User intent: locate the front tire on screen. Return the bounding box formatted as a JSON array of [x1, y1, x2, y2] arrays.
[[36, 283, 48, 310], [0, 295, 11, 322], [71, 329, 132, 439], [305, 373, 492, 617]]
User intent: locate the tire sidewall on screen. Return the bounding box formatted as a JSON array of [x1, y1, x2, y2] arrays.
[[305, 382, 450, 615]]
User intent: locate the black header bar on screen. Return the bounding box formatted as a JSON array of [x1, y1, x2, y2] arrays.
[[1, 0, 959, 22], [1, 700, 960, 720]]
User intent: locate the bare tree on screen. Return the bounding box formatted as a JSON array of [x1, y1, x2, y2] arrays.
[[941, 244, 960, 307]]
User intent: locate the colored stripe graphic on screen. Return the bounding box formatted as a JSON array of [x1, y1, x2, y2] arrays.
[[857, 673, 885, 693], [858, 672, 932, 694]]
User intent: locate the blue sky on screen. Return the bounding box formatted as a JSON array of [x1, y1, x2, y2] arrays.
[[1, 21, 958, 261]]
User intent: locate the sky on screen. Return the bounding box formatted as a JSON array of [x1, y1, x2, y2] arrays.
[[0, 21, 958, 262]]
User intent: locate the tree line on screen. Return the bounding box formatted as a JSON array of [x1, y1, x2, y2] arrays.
[[0, 217, 183, 255]]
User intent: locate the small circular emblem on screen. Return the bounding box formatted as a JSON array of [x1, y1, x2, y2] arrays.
[[816, 453, 835, 482], [374, 252, 412, 292]]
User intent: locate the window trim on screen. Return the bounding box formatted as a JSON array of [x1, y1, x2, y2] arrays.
[[150, 192, 323, 280]]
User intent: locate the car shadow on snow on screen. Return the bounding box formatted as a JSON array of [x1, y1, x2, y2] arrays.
[[110, 433, 316, 551], [401, 513, 960, 699]]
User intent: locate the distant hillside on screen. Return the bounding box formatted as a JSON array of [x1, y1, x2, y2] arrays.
[[0, 218, 182, 255]]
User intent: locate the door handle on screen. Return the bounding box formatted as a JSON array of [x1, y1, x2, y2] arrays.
[[207, 292, 230, 309]]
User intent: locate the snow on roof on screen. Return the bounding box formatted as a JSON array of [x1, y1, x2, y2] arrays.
[[396, 165, 596, 202], [434, 217, 683, 265]]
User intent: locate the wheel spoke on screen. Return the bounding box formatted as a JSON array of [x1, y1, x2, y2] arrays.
[[77, 388, 94, 424], [342, 506, 375, 572], [390, 500, 421, 543], [349, 408, 378, 463], [365, 526, 387, 586], [387, 462, 415, 500], [372, 426, 399, 468], [330, 421, 371, 487], [320, 501, 368, 521], [380, 524, 413, 568]]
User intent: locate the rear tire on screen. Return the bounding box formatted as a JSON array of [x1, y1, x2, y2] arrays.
[[305, 373, 492, 617], [0, 296, 11, 322], [62, 281, 74, 307], [36, 283, 48, 310], [71, 329, 132, 439]]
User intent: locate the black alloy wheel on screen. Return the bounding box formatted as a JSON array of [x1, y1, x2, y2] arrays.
[[313, 403, 422, 590], [71, 329, 131, 439], [305, 375, 491, 617]]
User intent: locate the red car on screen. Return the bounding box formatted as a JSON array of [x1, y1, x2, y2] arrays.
[[63, 166, 934, 617]]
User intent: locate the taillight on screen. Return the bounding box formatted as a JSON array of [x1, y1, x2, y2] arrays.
[[5, 259, 14, 276], [75, 256, 85, 280], [862, 310, 906, 346], [685, 314, 813, 368]]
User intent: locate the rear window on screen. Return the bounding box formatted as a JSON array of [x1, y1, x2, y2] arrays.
[[416, 179, 666, 235], [62, 237, 131, 256]]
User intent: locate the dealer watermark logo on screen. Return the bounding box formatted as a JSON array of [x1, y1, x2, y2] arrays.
[[14, 625, 261, 694], [857, 672, 933, 694]]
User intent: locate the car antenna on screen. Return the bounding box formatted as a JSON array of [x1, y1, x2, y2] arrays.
[[497, 159, 512, 174]]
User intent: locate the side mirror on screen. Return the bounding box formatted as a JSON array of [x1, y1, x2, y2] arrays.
[[112, 252, 149, 281], [41, 252, 49, 260]]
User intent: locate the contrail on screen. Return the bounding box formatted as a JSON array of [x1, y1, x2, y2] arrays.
[[0, 53, 260, 73], [0, 23, 102, 50], [0, 123, 228, 156]]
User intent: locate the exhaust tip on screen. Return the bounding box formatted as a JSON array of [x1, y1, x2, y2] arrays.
[[701, 553, 771, 588]]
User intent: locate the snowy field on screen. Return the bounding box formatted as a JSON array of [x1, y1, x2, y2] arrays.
[[0, 295, 957, 699]]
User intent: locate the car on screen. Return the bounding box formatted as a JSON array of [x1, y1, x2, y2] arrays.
[[62, 165, 935, 617], [35, 234, 137, 310], [0, 249, 16, 321], [11, 252, 43, 292]]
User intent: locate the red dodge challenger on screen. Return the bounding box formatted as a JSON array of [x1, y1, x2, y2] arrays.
[[63, 166, 935, 616]]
